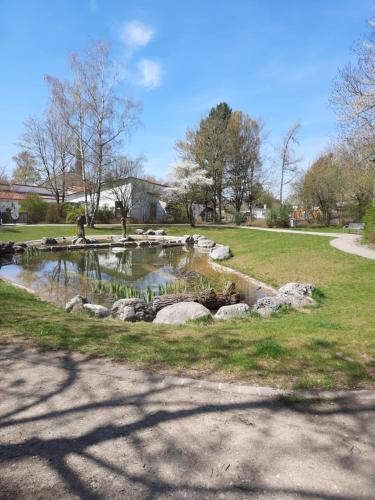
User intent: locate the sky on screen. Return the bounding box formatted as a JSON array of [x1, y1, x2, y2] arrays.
[[0, 0, 374, 187]]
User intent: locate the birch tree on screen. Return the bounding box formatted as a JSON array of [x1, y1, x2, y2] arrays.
[[105, 156, 145, 236], [46, 41, 140, 227], [279, 123, 301, 203]]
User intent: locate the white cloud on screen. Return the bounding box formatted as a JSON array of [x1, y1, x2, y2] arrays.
[[121, 20, 154, 52], [137, 59, 162, 88]]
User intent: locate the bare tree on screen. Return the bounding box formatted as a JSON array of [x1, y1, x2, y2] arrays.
[[105, 156, 145, 236], [279, 123, 301, 204], [46, 41, 140, 228], [23, 106, 74, 207]]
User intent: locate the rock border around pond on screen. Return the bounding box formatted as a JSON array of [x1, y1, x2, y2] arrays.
[[1, 229, 317, 324]]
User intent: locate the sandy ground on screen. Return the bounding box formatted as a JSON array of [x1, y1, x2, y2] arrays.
[[0, 342, 374, 499]]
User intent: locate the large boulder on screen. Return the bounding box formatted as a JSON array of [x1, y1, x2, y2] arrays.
[[145, 229, 156, 236], [252, 296, 283, 318], [135, 229, 145, 235], [277, 282, 316, 308], [41, 237, 57, 246], [153, 302, 212, 325], [83, 303, 111, 318], [192, 234, 201, 242], [182, 235, 195, 244], [197, 238, 216, 248], [215, 303, 250, 320], [112, 298, 155, 322], [118, 236, 134, 242], [65, 295, 88, 313], [210, 245, 232, 260], [155, 229, 166, 236]]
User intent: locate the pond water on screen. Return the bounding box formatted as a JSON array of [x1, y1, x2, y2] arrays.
[[0, 246, 267, 307]]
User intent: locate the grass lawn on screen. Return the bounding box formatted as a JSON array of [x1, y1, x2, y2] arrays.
[[0, 224, 374, 390]]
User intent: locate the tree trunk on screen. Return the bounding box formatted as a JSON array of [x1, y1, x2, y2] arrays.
[[152, 286, 240, 312], [121, 211, 127, 237]]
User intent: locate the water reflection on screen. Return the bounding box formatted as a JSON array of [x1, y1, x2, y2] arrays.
[[0, 247, 266, 307]]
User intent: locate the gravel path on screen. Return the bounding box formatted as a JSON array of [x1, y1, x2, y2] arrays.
[[0, 342, 374, 499]]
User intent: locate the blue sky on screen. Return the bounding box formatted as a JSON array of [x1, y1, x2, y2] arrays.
[[0, 0, 373, 185]]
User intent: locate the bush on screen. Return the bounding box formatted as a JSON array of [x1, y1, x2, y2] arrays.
[[95, 207, 113, 224], [45, 203, 61, 223], [266, 204, 291, 228], [20, 194, 48, 223], [234, 212, 242, 226], [363, 205, 375, 243], [65, 204, 85, 224]]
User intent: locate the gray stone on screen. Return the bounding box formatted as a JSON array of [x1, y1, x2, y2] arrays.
[[145, 229, 156, 235], [192, 234, 201, 242], [153, 302, 212, 325], [83, 304, 111, 318], [183, 235, 195, 244], [215, 303, 250, 320], [155, 229, 166, 236], [41, 237, 58, 246], [119, 236, 134, 242], [277, 282, 316, 308], [74, 237, 86, 245], [112, 247, 126, 253], [252, 296, 284, 318], [210, 245, 232, 260], [135, 229, 145, 235], [278, 282, 315, 297], [197, 238, 216, 248], [65, 295, 88, 313], [112, 298, 155, 322]]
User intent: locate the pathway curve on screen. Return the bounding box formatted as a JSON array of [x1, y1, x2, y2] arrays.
[[0, 342, 374, 499], [209, 225, 375, 261]]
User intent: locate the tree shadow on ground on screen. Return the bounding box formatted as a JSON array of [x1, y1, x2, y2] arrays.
[[0, 342, 374, 499]]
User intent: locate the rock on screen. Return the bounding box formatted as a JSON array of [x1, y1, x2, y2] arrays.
[[192, 234, 201, 242], [13, 245, 26, 253], [277, 282, 316, 308], [252, 296, 283, 318], [65, 295, 88, 313], [119, 236, 134, 242], [197, 238, 216, 248], [135, 229, 145, 235], [112, 298, 155, 322], [278, 282, 315, 297], [145, 229, 156, 235], [181, 235, 194, 244], [0, 241, 15, 255], [74, 237, 86, 245], [215, 303, 250, 320], [112, 247, 126, 253], [153, 302, 212, 325], [86, 238, 98, 244], [210, 245, 232, 260], [155, 229, 166, 236], [83, 304, 111, 318], [138, 240, 150, 247], [41, 237, 57, 246]]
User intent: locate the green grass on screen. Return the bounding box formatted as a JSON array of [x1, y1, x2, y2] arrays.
[[0, 223, 374, 390]]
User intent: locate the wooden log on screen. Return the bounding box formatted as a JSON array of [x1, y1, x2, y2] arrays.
[[152, 286, 240, 312]]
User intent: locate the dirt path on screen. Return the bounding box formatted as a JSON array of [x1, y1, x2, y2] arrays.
[[0, 342, 374, 499]]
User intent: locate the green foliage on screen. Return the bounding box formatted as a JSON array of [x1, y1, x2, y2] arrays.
[[234, 212, 242, 226], [266, 204, 290, 228], [65, 204, 85, 224], [45, 203, 61, 223], [165, 201, 188, 223], [363, 204, 375, 243], [95, 207, 113, 224], [20, 194, 48, 223]]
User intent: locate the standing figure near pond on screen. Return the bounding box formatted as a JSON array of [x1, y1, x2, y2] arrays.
[[75, 214, 87, 244]]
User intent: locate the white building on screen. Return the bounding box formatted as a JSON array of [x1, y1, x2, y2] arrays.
[[0, 182, 55, 222], [66, 177, 169, 223]]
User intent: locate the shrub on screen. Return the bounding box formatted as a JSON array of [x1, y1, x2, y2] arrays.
[[20, 194, 48, 223], [266, 204, 291, 228], [363, 205, 375, 243], [45, 203, 61, 223], [65, 204, 85, 224], [234, 212, 242, 226], [95, 207, 113, 224]]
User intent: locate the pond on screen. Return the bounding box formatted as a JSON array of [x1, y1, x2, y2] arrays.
[[0, 246, 268, 307]]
